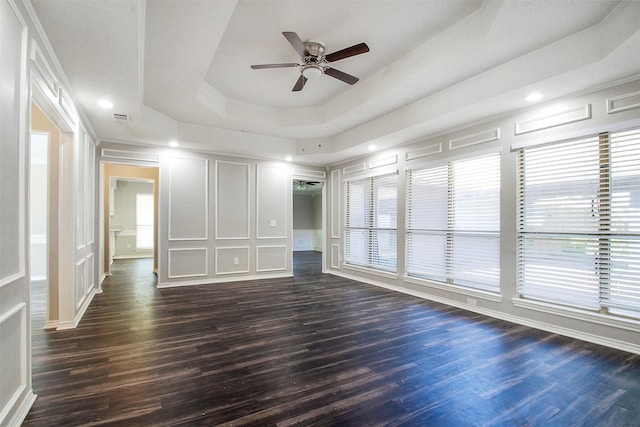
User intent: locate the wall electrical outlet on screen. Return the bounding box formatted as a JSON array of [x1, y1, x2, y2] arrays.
[[233, 257, 239, 265], [270, 219, 277, 227]]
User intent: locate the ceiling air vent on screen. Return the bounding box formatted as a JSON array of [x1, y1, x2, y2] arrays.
[[113, 113, 130, 124]]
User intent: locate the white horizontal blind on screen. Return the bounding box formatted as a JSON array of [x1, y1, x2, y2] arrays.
[[406, 153, 500, 292], [518, 129, 640, 318], [605, 129, 640, 315], [344, 173, 397, 272], [517, 136, 602, 309]]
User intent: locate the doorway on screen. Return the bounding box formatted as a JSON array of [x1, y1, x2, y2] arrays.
[[101, 163, 159, 280], [292, 179, 325, 274], [30, 103, 62, 329]]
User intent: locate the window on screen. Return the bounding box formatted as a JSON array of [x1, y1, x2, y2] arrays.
[[517, 129, 640, 318], [406, 153, 501, 292], [136, 193, 154, 250], [344, 173, 397, 272]]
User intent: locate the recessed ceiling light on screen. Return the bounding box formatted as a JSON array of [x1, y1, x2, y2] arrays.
[[285, 156, 293, 162], [98, 99, 113, 109], [525, 92, 543, 102], [169, 140, 179, 147], [368, 145, 377, 151]]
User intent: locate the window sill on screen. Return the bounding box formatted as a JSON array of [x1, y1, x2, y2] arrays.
[[402, 275, 503, 303], [512, 297, 640, 332], [342, 263, 398, 280]]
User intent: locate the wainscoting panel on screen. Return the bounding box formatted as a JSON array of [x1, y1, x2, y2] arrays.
[[75, 258, 86, 310], [0, 303, 26, 426], [215, 246, 250, 275], [331, 169, 340, 239], [331, 244, 341, 269], [168, 248, 208, 279], [168, 157, 208, 240], [256, 245, 287, 272], [215, 161, 249, 240], [256, 165, 287, 239]]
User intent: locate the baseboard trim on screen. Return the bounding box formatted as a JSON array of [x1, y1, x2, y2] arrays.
[[57, 288, 98, 330], [328, 270, 640, 355], [3, 389, 36, 427], [157, 272, 294, 288]]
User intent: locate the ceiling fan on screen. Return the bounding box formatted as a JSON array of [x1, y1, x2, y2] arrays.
[[251, 32, 369, 92]]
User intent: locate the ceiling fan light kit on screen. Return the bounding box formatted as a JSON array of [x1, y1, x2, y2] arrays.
[[251, 31, 369, 92]]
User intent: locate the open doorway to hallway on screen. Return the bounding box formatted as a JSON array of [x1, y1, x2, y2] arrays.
[[30, 103, 61, 330], [101, 164, 159, 281], [292, 179, 324, 275]]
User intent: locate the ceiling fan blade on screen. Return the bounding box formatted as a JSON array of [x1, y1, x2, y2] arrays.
[[292, 75, 308, 92], [325, 42, 369, 62], [324, 67, 359, 85], [251, 63, 299, 69], [283, 31, 309, 57]]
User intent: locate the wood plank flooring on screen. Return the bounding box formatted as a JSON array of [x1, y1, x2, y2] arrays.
[[24, 252, 640, 426]]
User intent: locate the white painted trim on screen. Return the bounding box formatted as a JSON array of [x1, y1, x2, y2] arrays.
[[215, 246, 250, 275], [0, 301, 28, 426], [514, 104, 591, 135], [100, 148, 159, 163], [606, 89, 640, 114], [168, 156, 208, 241], [1, 388, 36, 427], [256, 245, 288, 272], [449, 127, 500, 150], [403, 275, 503, 303], [331, 169, 340, 239], [256, 164, 288, 240], [167, 247, 208, 279], [405, 143, 443, 161], [512, 297, 640, 333], [331, 244, 340, 269], [329, 270, 640, 355], [369, 154, 398, 169], [342, 263, 398, 280], [157, 272, 293, 288], [343, 162, 366, 175], [215, 160, 250, 240]]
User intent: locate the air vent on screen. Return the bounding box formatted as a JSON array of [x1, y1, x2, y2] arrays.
[[113, 113, 130, 124]]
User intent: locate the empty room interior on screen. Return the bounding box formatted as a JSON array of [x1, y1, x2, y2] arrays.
[[3, 0, 640, 425]]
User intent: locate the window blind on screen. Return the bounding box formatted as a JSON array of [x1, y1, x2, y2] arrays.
[[344, 173, 397, 272], [406, 153, 500, 292], [517, 129, 640, 317]]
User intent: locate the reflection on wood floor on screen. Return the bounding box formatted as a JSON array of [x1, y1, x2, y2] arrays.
[[25, 251, 640, 425]]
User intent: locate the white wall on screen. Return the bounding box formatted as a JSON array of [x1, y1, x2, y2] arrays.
[[97, 146, 326, 286], [326, 77, 640, 355], [1, 1, 99, 423]]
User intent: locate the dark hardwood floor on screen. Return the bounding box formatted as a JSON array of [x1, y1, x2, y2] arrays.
[[24, 251, 640, 426]]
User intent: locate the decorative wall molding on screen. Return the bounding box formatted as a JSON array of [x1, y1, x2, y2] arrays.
[[75, 258, 86, 310], [58, 86, 78, 125], [30, 42, 58, 98], [607, 90, 640, 114], [342, 162, 366, 175], [215, 246, 250, 275], [256, 164, 287, 239], [331, 244, 341, 269], [405, 143, 443, 161], [292, 168, 326, 179], [515, 104, 592, 135], [168, 248, 208, 279], [331, 169, 340, 239], [168, 157, 208, 241], [449, 127, 500, 150], [100, 148, 160, 163], [215, 160, 250, 240], [0, 303, 27, 426], [369, 154, 398, 169], [256, 245, 287, 272]]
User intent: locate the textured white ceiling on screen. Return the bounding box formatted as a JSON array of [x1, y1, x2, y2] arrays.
[[30, 0, 640, 165]]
